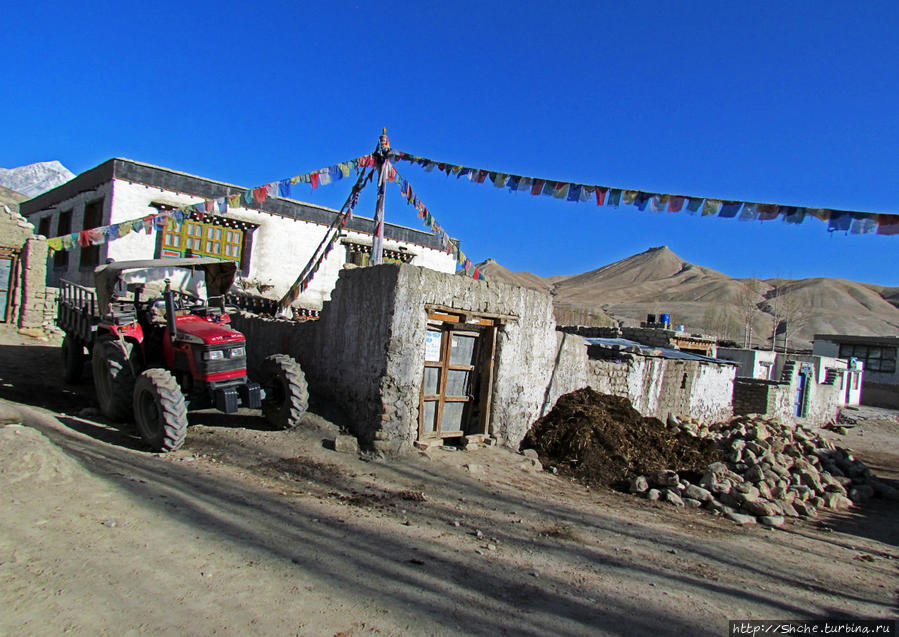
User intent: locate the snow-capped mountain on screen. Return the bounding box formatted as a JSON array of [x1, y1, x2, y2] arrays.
[[0, 161, 75, 198]]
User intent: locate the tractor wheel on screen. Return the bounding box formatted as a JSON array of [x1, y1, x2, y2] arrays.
[[92, 336, 136, 421], [133, 368, 188, 452], [260, 354, 309, 430], [62, 335, 85, 384]]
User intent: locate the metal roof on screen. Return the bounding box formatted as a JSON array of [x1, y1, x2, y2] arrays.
[[584, 337, 737, 365]]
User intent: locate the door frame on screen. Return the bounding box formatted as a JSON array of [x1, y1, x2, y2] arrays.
[[419, 308, 498, 441]]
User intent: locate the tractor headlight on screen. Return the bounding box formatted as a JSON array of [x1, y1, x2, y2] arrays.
[[203, 350, 225, 360], [229, 347, 245, 359]]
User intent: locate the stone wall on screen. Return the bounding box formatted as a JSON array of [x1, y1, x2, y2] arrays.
[[585, 355, 734, 423], [231, 264, 588, 453], [0, 207, 48, 329], [17, 238, 49, 329], [732, 378, 794, 420]]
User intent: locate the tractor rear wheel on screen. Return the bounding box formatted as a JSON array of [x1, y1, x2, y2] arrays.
[[62, 335, 85, 384], [92, 336, 136, 421], [133, 368, 188, 452], [260, 354, 309, 430]]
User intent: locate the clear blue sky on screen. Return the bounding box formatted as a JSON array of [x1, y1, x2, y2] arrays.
[[4, 2, 898, 285]]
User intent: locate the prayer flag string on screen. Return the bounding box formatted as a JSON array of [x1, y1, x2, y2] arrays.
[[388, 150, 899, 236], [390, 164, 485, 280]]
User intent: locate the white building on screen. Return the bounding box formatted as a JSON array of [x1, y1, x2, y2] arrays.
[[814, 334, 896, 408], [19, 158, 457, 310]]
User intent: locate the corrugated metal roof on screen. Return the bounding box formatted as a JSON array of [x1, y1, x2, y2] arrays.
[[584, 337, 737, 365]]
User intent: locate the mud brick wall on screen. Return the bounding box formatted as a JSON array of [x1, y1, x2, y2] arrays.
[[587, 356, 734, 424], [232, 264, 589, 452]]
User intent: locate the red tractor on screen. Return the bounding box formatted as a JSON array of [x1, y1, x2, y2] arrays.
[[57, 258, 307, 452]]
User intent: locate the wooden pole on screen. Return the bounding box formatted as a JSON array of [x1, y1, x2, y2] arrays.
[[371, 128, 390, 265]]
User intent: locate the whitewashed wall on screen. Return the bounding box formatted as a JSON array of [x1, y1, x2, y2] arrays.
[[107, 179, 456, 308]]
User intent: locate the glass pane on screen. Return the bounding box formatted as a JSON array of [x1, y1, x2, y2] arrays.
[[425, 330, 442, 362], [868, 347, 882, 359], [441, 402, 465, 432], [422, 401, 436, 433], [449, 334, 477, 366], [867, 359, 881, 372], [214, 228, 222, 240], [423, 367, 440, 395], [445, 369, 469, 397], [883, 348, 896, 360]]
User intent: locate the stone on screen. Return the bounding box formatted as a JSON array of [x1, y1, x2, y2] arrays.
[[725, 511, 757, 525], [683, 498, 702, 508], [652, 470, 680, 488], [742, 500, 776, 517], [734, 484, 760, 503], [520, 458, 543, 472], [781, 502, 799, 518], [664, 490, 684, 507], [628, 476, 650, 494], [757, 482, 773, 500], [684, 484, 712, 503], [667, 413, 681, 429], [521, 449, 539, 459], [759, 515, 785, 528], [744, 465, 765, 483], [646, 489, 661, 501], [463, 463, 483, 474], [332, 434, 360, 454]]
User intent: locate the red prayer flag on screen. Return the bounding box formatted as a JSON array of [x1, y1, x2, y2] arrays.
[[668, 196, 685, 212], [876, 214, 899, 235], [531, 179, 545, 196], [595, 187, 607, 206]]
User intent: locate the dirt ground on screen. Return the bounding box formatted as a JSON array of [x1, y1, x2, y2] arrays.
[[0, 325, 896, 636]]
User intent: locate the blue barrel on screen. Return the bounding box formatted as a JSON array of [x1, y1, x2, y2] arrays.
[[659, 313, 670, 326]]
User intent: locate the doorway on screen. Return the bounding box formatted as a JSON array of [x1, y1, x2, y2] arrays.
[[419, 309, 497, 441], [0, 249, 17, 323]]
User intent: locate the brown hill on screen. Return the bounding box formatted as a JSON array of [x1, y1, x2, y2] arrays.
[[0, 185, 27, 212], [479, 246, 899, 350]]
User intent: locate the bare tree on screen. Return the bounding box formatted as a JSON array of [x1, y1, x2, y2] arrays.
[[778, 291, 809, 354], [736, 278, 763, 348]]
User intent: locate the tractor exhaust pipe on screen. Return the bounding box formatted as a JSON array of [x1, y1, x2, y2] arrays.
[[164, 280, 178, 343]]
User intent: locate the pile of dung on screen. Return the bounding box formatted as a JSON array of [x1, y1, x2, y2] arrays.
[[521, 388, 722, 488]]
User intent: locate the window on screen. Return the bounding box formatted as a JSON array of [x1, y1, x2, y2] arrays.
[[54, 210, 72, 269], [344, 242, 414, 267], [80, 199, 104, 268], [38, 217, 51, 238], [161, 219, 243, 263], [839, 344, 896, 374]]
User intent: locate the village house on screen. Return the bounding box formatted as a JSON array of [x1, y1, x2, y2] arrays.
[[18, 158, 457, 313], [717, 346, 863, 423], [558, 324, 735, 424], [813, 334, 897, 408]]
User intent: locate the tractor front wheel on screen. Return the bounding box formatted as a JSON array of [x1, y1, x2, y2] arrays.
[[133, 368, 188, 452], [92, 336, 136, 421], [260, 354, 309, 430]]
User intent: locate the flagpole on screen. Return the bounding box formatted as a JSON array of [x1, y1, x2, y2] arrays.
[[371, 128, 390, 265]]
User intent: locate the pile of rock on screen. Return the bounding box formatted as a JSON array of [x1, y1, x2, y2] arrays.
[[627, 413, 897, 527]]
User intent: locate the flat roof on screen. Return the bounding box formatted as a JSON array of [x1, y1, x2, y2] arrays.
[[814, 334, 899, 346], [19, 158, 447, 250], [584, 337, 737, 365]]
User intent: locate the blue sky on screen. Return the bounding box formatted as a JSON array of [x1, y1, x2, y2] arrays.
[[3, 2, 898, 285]]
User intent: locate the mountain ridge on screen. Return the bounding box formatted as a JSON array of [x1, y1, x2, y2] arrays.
[[477, 246, 899, 349], [0, 161, 74, 198]]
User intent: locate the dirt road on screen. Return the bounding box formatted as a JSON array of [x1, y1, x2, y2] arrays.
[[0, 326, 896, 636]]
